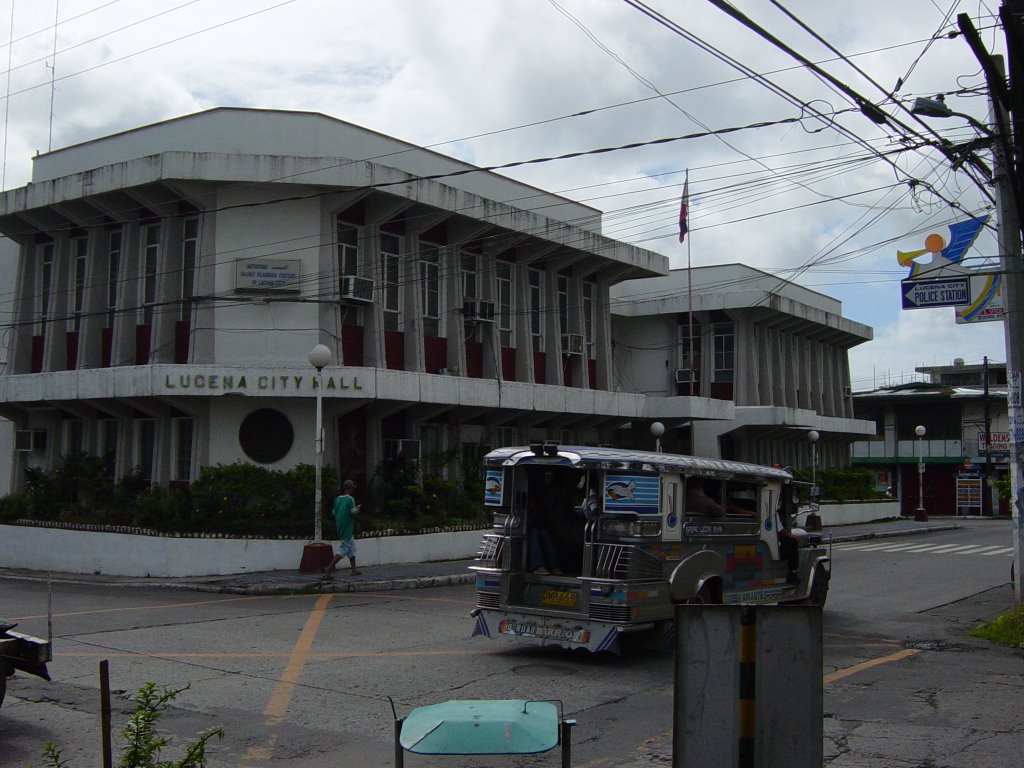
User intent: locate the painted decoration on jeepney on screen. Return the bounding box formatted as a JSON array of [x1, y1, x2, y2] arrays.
[[484, 470, 504, 506], [604, 473, 659, 513]]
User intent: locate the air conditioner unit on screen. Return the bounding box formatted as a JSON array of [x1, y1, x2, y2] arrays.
[[476, 300, 496, 322], [675, 368, 695, 385], [843, 385, 853, 397], [562, 333, 584, 355], [339, 275, 374, 304]]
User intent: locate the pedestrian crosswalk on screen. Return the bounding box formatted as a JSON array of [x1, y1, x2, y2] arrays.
[[832, 541, 1014, 556]]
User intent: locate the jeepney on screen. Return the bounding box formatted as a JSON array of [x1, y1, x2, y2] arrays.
[[0, 617, 51, 709], [471, 445, 829, 653]]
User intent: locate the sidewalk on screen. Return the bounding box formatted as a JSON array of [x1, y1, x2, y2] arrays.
[[0, 517, 963, 596]]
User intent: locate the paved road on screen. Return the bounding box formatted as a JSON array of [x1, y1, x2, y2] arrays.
[[1, 517, 1020, 767]]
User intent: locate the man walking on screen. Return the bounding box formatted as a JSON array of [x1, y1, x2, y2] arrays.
[[323, 479, 362, 578]]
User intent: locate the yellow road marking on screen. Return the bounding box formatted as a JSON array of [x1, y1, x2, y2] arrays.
[[824, 648, 921, 684], [263, 593, 332, 724], [60, 649, 493, 659]]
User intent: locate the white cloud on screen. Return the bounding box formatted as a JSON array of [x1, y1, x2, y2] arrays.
[[0, 0, 1011, 388]]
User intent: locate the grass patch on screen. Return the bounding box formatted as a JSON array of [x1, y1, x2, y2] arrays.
[[968, 603, 1024, 646]]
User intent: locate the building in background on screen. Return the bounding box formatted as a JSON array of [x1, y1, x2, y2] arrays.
[[0, 108, 874, 496], [610, 265, 876, 468], [851, 358, 1008, 516]]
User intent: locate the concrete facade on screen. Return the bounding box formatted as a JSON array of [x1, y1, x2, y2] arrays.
[[0, 108, 873, 496], [610, 265, 875, 467]]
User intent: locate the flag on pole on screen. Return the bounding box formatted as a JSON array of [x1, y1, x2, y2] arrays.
[[678, 174, 689, 243]]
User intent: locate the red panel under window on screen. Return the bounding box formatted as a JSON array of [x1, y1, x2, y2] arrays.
[[336, 409, 368, 486], [135, 324, 151, 365], [384, 330, 405, 370], [424, 336, 448, 374], [101, 328, 113, 367], [501, 347, 516, 381], [533, 352, 546, 384], [65, 331, 79, 370], [563, 358, 573, 388], [174, 321, 190, 364], [709, 381, 733, 401], [588, 358, 596, 389], [31, 334, 45, 373], [677, 382, 701, 396], [466, 341, 483, 378], [341, 324, 364, 366]]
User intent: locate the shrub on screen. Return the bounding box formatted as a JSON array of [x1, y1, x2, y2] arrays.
[[35, 682, 223, 768], [790, 466, 884, 502]]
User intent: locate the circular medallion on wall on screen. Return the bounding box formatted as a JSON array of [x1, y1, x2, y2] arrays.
[[238, 408, 294, 463]]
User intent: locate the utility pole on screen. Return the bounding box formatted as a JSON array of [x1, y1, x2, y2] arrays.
[[959, 8, 1024, 601]]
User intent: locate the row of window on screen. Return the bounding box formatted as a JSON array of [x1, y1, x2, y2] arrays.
[[338, 220, 598, 355]]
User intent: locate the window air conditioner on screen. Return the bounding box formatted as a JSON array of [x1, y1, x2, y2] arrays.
[[476, 300, 496, 322], [675, 369, 696, 385], [339, 275, 374, 304], [562, 333, 584, 356], [843, 385, 853, 397]]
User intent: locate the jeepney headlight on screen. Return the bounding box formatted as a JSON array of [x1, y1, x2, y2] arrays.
[[601, 517, 662, 537]]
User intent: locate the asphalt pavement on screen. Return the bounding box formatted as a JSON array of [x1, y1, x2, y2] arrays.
[[0, 516, 964, 595]]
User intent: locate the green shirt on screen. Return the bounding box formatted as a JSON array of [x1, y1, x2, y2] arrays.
[[332, 493, 356, 540]]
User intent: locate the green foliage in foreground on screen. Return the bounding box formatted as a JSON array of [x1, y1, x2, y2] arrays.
[[790, 466, 886, 502], [968, 603, 1024, 647], [35, 683, 223, 768]]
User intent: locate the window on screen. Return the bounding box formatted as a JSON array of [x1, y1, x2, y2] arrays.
[[99, 419, 118, 479], [496, 425, 518, 447], [337, 221, 360, 277], [528, 268, 544, 353], [582, 281, 595, 357], [381, 232, 401, 330], [420, 242, 441, 333], [713, 322, 734, 382], [140, 224, 160, 326], [557, 275, 569, 336], [679, 321, 702, 374], [134, 418, 157, 486], [172, 417, 195, 482], [36, 241, 54, 333], [497, 260, 514, 347], [420, 423, 445, 478], [64, 420, 85, 456], [462, 247, 480, 342], [70, 236, 87, 332], [107, 230, 122, 328], [180, 217, 199, 321]]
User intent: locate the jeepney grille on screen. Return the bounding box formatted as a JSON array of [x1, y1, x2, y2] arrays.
[[476, 592, 501, 610], [589, 604, 631, 623], [594, 544, 631, 580], [476, 534, 505, 566]]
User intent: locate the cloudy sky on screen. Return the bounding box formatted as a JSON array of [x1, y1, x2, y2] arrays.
[[0, 0, 1011, 390]]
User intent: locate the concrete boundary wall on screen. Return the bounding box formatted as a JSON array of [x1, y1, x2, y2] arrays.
[[817, 500, 900, 526], [0, 525, 486, 578]]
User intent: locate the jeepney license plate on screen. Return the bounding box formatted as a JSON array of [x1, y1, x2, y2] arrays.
[[498, 619, 590, 644], [540, 588, 578, 608]]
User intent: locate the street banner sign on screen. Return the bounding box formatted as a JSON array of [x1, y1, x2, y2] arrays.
[[901, 277, 970, 309]]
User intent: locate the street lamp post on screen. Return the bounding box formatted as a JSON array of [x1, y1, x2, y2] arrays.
[[806, 430, 821, 531], [915, 425, 928, 522], [650, 421, 665, 452], [299, 343, 333, 573]]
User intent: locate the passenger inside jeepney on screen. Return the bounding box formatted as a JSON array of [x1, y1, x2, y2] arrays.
[[726, 486, 758, 518], [526, 470, 565, 574], [685, 478, 724, 516]]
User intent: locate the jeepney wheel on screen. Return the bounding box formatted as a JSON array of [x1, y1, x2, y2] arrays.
[[800, 566, 829, 608], [687, 583, 718, 605]]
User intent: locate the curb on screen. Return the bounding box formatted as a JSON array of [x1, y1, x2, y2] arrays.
[[827, 523, 959, 544]]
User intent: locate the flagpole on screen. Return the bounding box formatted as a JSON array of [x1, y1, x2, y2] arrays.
[[684, 170, 694, 396]]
